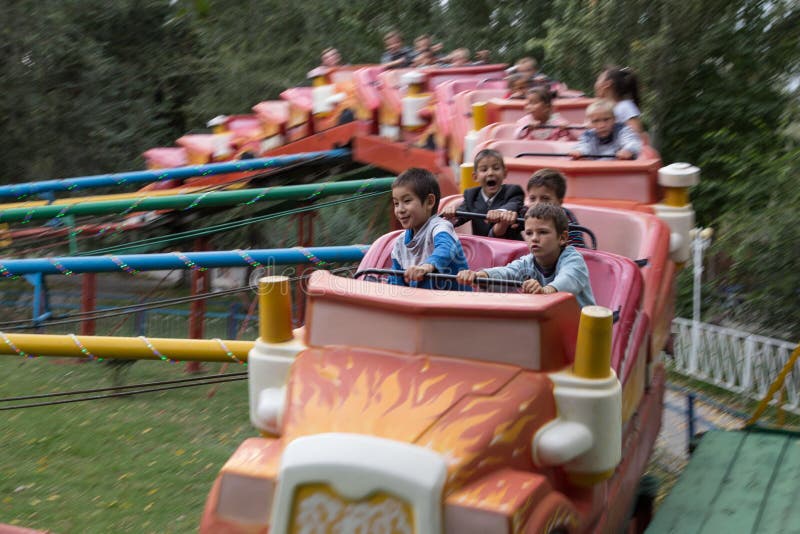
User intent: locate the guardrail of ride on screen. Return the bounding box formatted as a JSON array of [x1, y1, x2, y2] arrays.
[[0, 149, 351, 200], [671, 317, 799, 413]]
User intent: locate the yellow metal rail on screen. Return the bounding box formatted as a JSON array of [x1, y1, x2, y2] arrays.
[[0, 276, 299, 362], [0, 333, 253, 362]]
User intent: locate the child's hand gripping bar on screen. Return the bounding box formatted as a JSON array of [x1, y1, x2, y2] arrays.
[[453, 211, 598, 250], [515, 152, 617, 159], [519, 124, 586, 131], [354, 268, 523, 288]]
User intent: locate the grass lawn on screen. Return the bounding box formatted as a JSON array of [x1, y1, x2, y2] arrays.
[[0, 356, 253, 533]]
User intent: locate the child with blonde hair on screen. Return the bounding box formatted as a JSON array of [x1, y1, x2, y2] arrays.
[[569, 100, 641, 160]]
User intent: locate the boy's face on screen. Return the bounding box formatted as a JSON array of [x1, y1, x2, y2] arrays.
[[385, 35, 402, 52], [516, 59, 536, 77], [413, 51, 433, 67], [451, 52, 468, 66], [524, 94, 549, 122], [510, 78, 528, 95], [588, 110, 615, 138], [392, 185, 435, 233], [322, 49, 341, 67], [474, 156, 506, 198], [522, 217, 567, 266], [526, 185, 562, 207]]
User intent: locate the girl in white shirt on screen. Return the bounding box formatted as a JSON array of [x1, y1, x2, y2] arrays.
[[594, 66, 643, 134]]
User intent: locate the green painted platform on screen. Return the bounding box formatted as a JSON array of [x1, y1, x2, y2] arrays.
[[648, 429, 800, 533]]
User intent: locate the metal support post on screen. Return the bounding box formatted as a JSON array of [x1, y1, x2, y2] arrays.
[[687, 393, 696, 454], [689, 227, 713, 374], [294, 209, 316, 325], [187, 238, 210, 373], [80, 273, 97, 335]]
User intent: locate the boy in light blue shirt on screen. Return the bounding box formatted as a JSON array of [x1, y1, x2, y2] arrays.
[[457, 203, 595, 307]]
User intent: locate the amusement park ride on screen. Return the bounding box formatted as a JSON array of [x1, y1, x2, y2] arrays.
[[1, 62, 705, 532]]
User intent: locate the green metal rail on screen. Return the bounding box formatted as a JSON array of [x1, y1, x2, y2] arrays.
[[0, 178, 394, 224]]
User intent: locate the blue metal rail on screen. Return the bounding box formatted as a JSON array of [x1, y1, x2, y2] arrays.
[[0, 245, 369, 276], [0, 149, 350, 199]]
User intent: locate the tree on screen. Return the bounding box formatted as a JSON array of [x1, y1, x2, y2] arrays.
[[0, 0, 203, 183]]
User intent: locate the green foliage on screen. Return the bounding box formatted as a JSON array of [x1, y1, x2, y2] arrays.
[[0, 0, 203, 182], [705, 147, 800, 339]]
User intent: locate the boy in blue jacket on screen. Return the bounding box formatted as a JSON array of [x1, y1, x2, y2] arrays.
[[390, 168, 469, 290]]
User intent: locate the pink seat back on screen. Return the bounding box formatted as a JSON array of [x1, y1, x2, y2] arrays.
[[439, 195, 472, 235], [358, 231, 528, 273], [226, 115, 263, 138], [353, 66, 385, 111], [377, 69, 414, 114], [466, 89, 508, 105], [434, 81, 462, 138], [483, 139, 576, 158], [485, 123, 522, 140], [578, 249, 644, 379], [449, 79, 480, 94], [252, 101, 290, 124], [330, 69, 355, 84], [142, 147, 188, 169], [553, 97, 594, 124], [485, 98, 528, 123], [422, 64, 507, 90], [280, 87, 313, 112], [451, 89, 509, 156], [475, 78, 507, 90]]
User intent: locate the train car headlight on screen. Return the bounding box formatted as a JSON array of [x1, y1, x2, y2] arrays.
[[215, 473, 275, 526], [254, 386, 286, 434]]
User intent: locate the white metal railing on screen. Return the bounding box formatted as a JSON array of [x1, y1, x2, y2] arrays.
[[671, 318, 800, 413]]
